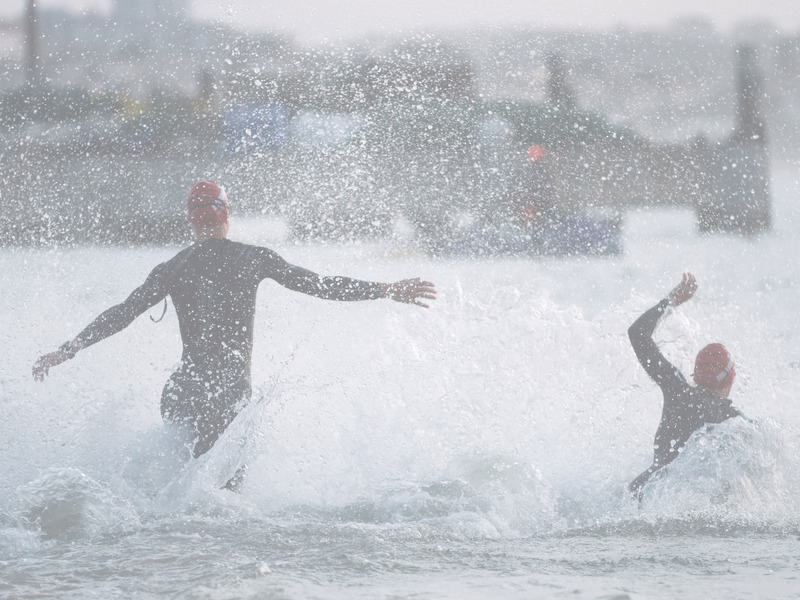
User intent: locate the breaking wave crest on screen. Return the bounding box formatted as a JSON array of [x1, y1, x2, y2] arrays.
[[3, 405, 797, 565]]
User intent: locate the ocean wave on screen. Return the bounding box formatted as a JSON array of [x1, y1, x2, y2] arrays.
[[243, 418, 800, 540], [12, 467, 141, 542], [328, 452, 556, 538], [8, 414, 794, 550], [631, 418, 800, 527]]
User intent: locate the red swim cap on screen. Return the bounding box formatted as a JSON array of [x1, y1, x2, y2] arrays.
[[187, 181, 229, 228], [693, 343, 735, 391], [527, 144, 546, 161]]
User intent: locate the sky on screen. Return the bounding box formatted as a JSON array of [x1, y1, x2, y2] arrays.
[[1, 0, 799, 44]]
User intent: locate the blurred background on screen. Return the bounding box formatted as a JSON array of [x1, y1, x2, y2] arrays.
[[0, 0, 797, 251]]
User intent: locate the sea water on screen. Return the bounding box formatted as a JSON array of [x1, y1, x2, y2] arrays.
[[1, 166, 800, 599]]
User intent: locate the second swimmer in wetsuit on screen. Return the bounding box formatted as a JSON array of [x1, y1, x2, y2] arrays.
[[627, 273, 742, 498]]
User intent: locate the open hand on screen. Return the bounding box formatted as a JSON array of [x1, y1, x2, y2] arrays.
[[382, 278, 437, 308], [32, 350, 72, 382], [667, 272, 697, 307]]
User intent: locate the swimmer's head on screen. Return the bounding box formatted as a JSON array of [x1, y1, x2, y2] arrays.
[[693, 343, 735, 395], [188, 181, 229, 229]]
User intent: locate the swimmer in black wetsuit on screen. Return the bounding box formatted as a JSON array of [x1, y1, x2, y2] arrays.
[[627, 273, 742, 498], [33, 181, 437, 486]]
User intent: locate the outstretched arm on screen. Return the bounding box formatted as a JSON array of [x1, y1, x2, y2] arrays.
[[628, 273, 696, 386], [33, 262, 171, 381], [261, 249, 436, 307], [33, 344, 79, 381], [380, 278, 437, 308]]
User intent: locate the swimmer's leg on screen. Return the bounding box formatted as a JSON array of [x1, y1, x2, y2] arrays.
[[628, 464, 666, 502], [222, 465, 247, 493], [161, 369, 205, 456], [194, 385, 250, 491], [191, 398, 240, 458], [629, 466, 655, 501], [162, 372, 251, 489]]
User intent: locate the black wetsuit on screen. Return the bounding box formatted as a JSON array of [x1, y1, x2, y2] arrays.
[[68, 239, 384, 457], [627, 298, 741, 496]]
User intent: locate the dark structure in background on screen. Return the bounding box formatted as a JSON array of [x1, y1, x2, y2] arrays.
[[487, 45, 771, 240], [696, 45, 771, 234], [545, 53, 576, 111], [427, 43, 772, 256], [25, 0, 40, 87], [0, 9, 773, 249]]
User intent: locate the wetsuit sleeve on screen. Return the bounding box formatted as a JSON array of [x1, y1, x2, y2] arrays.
[[628, 298, 685, 388], [253, 247, 384, 301], [70, 261, 171, 350]]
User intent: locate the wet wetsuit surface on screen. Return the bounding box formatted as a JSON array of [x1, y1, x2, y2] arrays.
[[69, 239, 384, 456], [627, 298, 741, 494]]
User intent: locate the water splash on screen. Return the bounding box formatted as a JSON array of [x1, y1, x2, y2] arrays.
[[14, 467, 140, 542]]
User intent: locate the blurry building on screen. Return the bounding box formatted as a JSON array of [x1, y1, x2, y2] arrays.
[[113, 0, 188, 27], [0, 20, 24, 88]]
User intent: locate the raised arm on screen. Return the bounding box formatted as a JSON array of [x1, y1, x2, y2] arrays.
[[33, 262, 172, 381], [628, 273, 696, 386], [667, 272, 697, 308]]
